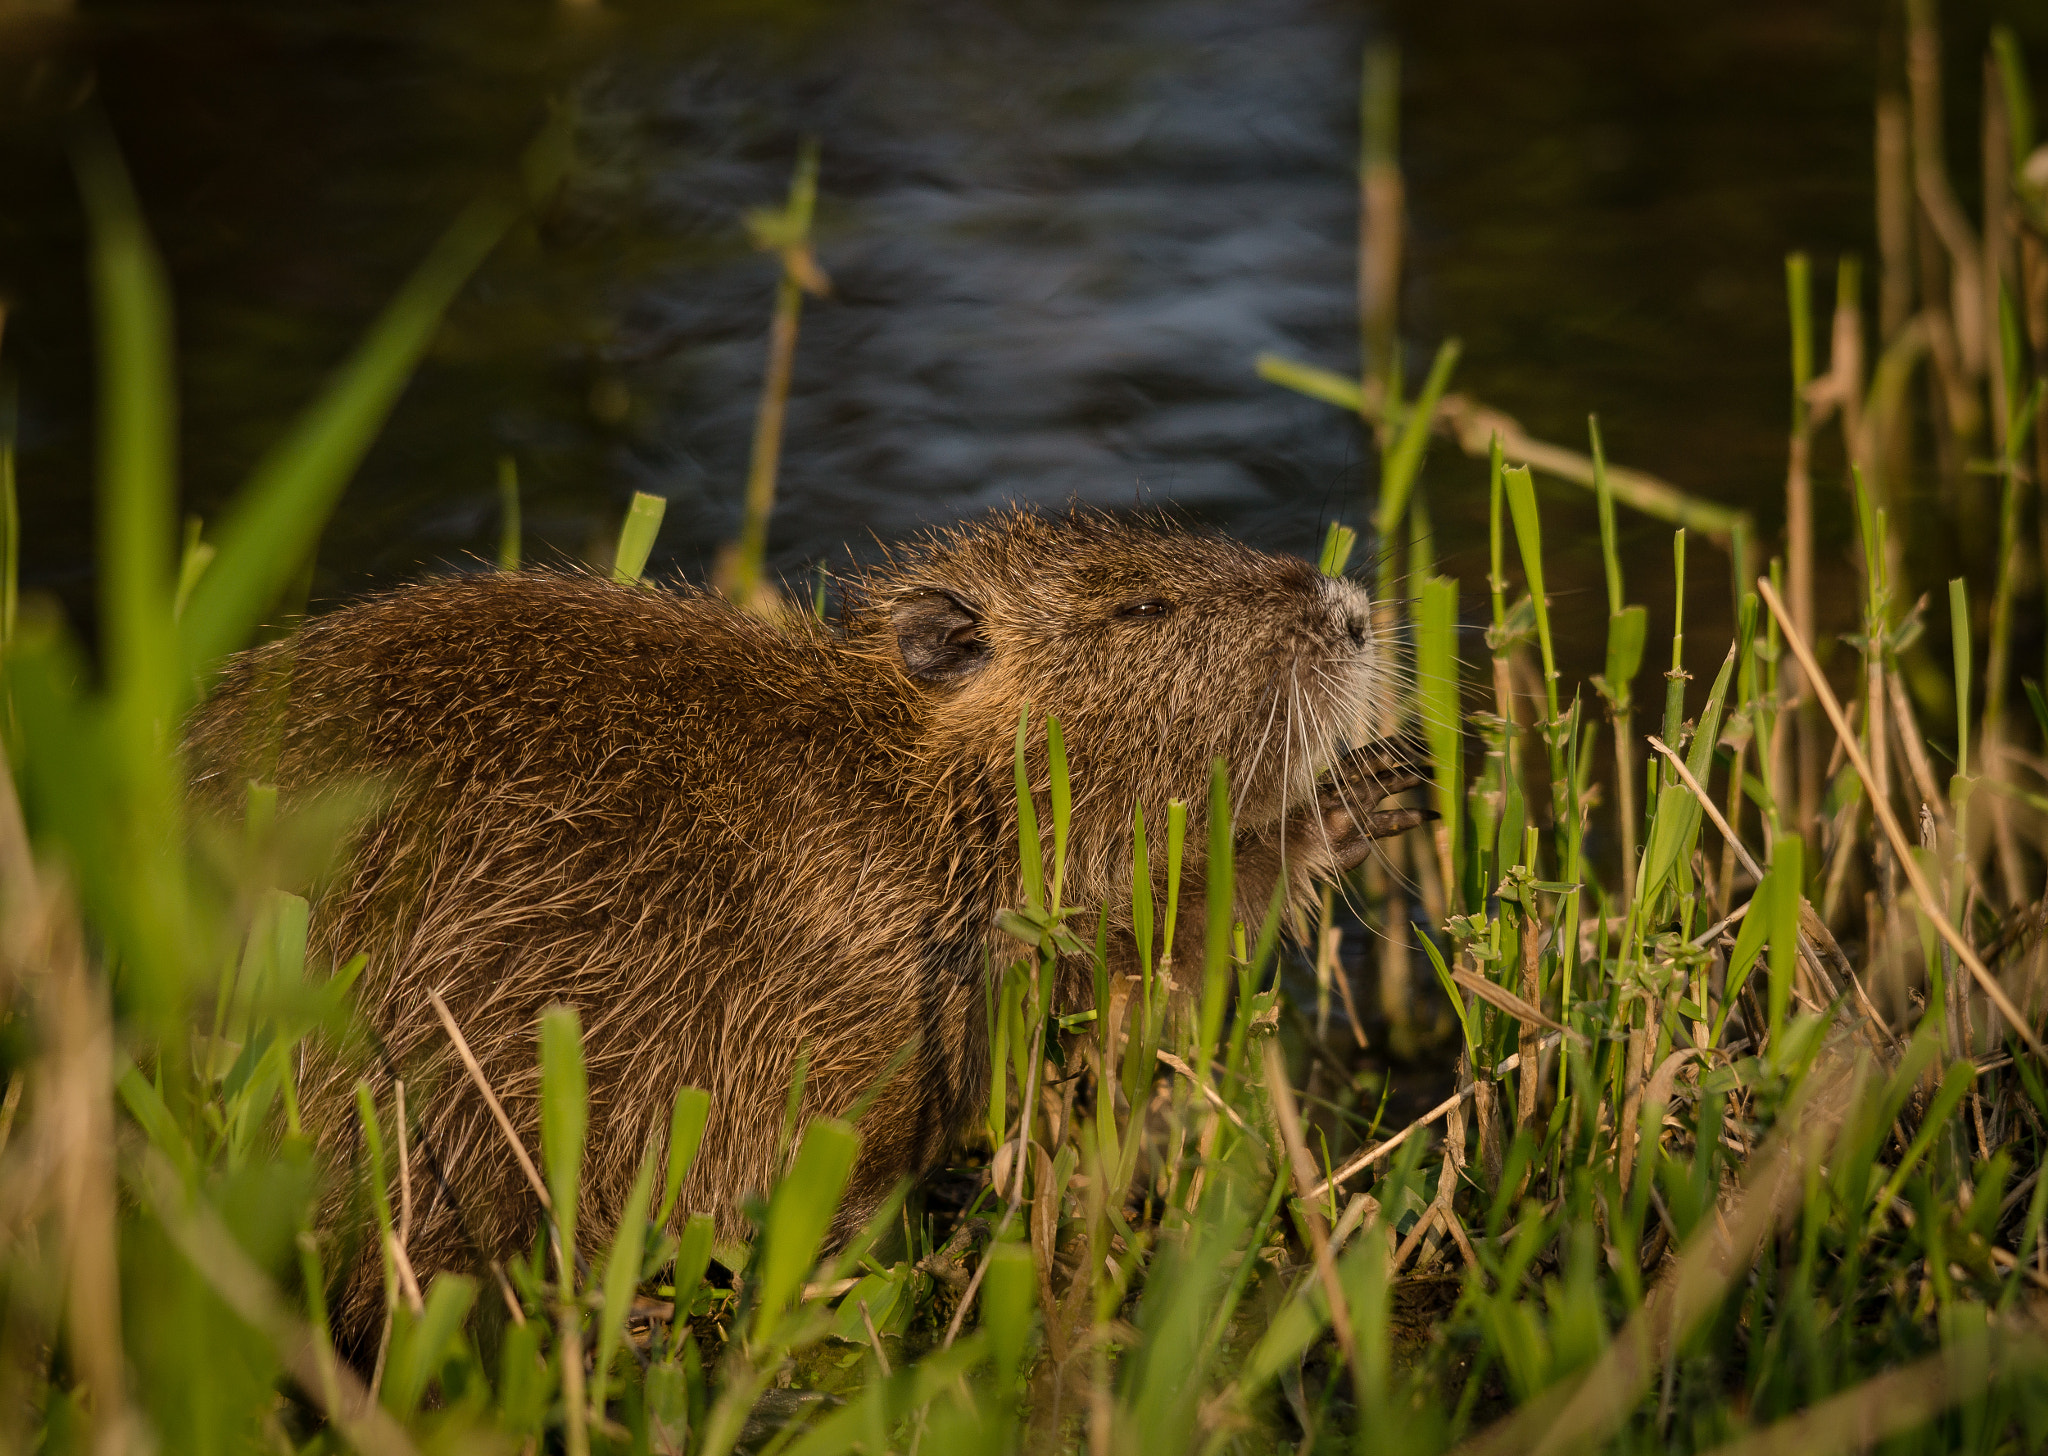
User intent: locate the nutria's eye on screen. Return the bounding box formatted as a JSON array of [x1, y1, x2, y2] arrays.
[[1116, 599, 1175, 619]]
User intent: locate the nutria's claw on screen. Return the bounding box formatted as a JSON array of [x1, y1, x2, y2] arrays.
[[1313, 803, 1433, 874], [1362, 806, 1436, 835], [1332, 804, 1433, 840], [1327, 736, 1417, 780], [1306, 740, 1432, 872], [1317, 737, 1426, 812]]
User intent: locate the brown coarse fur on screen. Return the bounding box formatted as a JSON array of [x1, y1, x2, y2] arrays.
[[182, 506, 1421, 1353]]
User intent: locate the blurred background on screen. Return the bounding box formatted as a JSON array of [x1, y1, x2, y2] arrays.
[[1, 0, 2041, 676]]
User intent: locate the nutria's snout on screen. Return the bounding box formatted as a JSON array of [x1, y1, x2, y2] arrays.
[[1332, 585, 1374, 651]]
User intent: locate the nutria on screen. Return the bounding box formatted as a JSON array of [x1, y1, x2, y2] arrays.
[[184, 506, 1422, 1345]]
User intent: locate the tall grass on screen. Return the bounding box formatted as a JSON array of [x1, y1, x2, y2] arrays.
[[9, 15, 2048, 1456]]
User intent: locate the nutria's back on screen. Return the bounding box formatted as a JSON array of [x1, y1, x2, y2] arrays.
[[186, 507, 1417, 1350]]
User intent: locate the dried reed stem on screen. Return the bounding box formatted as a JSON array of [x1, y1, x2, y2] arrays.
[[721, 142, 828, 611], [1785, 254, 1822, 846], [1263, 1044, 1356, 1370], [1358, 44, 1402, 405], [426, 987, 553, 1212], [1646, 735, 1892, 1043], [1309, 1033, 1564, 1199], [1760, 579, 2044, 1058], [1877, 94, 1915, 343]]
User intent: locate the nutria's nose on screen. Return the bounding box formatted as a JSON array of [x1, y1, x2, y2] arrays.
[[1344, 608, 1371, 648]]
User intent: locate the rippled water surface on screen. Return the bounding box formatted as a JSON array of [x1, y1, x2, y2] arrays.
[[3, 0, 1902, 668]]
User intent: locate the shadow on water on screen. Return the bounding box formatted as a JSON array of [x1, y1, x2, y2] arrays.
[[2, 0, 1999, 685]]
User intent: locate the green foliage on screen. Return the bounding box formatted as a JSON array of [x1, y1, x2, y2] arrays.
[[13, 24, 2048, 1456], [612, 490, 668, 584]]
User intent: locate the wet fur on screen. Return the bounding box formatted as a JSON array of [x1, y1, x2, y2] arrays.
[[183, 507, 1419, 1348]]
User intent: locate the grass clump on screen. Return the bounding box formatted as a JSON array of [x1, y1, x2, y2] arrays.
[[10, 13, 2048, 1456]]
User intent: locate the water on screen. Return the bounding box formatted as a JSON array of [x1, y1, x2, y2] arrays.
[[4, 0, 1890, 677]]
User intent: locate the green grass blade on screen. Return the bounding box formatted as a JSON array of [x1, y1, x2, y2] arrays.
[[497, 454, 521, 572], [592, 1147, 658, 1415], [612, 491, 667, 585], [73, 123, 195, 1014], [1416, 575, 1463, 895], [1602, 607, 1647, 706], [1766, 833, 1803, 1039], [1132, 800, 1155, 986], [0, 402, 17, 647], [752, 1119, 859, 1346], [667, 1212, 717, 1360], [1047, 715, 1070, 910], [657, 1086, 711, 1232], [384, 1274, 476, 1416], [1951, 578, 1972, 780], [74, 125, 177, 718], [983, 1239, 1037, 1391], [1199, 759, 1234, 1065], [1993, 27, 2036, 170], [352, 1083, 400, 1323], [1013, 707, 1044, 914], [1255, 352, 1363, 411], [1871, 1060, 1976, 1218], [540, 1004, 588, 1277], [1163, 798, 1187, 964], [1503, 463, 1557, 722], [1319, 522, 1359, 576], [1685, 642, 1739, 784], [1715, 872, 1775, 1044], [1409, 493, 1436, 584], [1372, 337, 1461, 547], [173, 517, 214, 622], [1661, 530, 1689, 758], [1590, 414, 1623, 616]]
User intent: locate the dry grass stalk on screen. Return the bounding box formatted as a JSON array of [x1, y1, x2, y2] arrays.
[[1884, 667, 1948, 822], [1324, 924, 1371, 1051], [1760, 578, 2045, 1058], [1030, 1143, 1068, 1364], [1825, 263, 1868, 471], [1263, 1043, 1357, 1370], [1310, 1032, 1564, 1199], [1907, 0, 1988, 379], [426, 985, 553, 1213], [1260, 353, 1753, 545], [1358, 44, 1402, 405], [1514, 900, 1541, 1132], [1155, 1050, 1258, 1140], [717, 143, 829, 613], [1785, 254, 1821, 845], [391, 1079, 424, 1315], [1450, 967, 1571, 1039], [1878, 94, 1916, 341], [1862, 621, 1894, 906], [1647, 734, 1894, 1045], [41, 895, 131, 1456], [0, 739, 132, 1456]]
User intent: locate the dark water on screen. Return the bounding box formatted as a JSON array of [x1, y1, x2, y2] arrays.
[[2, 0, 2036, 676]]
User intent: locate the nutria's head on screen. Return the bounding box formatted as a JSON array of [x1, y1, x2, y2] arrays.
[[844, 508, 1401, 893]]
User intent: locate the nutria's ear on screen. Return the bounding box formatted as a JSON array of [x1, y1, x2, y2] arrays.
[[891, 590, 989, 684]]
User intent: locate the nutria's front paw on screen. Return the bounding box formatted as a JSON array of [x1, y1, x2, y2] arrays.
[[1314, 739, 1432, 870]]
